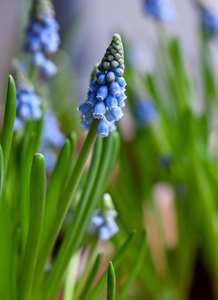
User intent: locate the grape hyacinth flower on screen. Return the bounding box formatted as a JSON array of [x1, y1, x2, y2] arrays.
[[78, 33, 126, 137], [23, 0, 60, 77], [134, 99, 158, 128], [198, 4, 218, 38], [12, 60, 42, 131], [41, 110, 66, 172], [87, 193, 119, 240], [143, 0, 175, 21]]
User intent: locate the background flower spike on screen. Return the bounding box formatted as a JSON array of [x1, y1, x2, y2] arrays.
[[24, 0, 60, 77], [1, 75, 16, 177]]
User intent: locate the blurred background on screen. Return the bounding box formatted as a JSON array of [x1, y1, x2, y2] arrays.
[[1, 0, 217, 103]]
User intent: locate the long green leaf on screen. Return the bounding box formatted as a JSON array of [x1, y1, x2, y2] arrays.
[[19, 153, 46, 300], [117, 229, 147, 300], [44, 132, 120, 300], [88, 230, 136, 300], [0, 146, 4, 198], [1, 75, 16, 177], [33, 121, 99, 297], [107, 262, 116, 300], [79, 252, 103, 300], [42, 139, 70, 241]]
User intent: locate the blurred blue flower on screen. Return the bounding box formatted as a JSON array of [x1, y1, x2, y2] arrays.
[[23, 0, 60, 77], [78, 34, 126, 137], [13, 61, 42, 131], [158, 153, 172, 168], [40, 145, 57, 172], [143, 0, 175, 21], [42, 110, 66, 148], [87, 193, 119, 240], [198, 4, 218, 37], [134, 99, 158, 128], [41, 110, 66, 172]]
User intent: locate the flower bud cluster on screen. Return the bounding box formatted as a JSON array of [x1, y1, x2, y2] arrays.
[[78, 34, 126, 137]]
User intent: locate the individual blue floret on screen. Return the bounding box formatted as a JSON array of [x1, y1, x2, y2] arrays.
[[78, 33, 126, 137], [93, 102, 107, 119], [23, 0, 60, 77], [97, 119, 110, 137], [198, 4, 218, 38], [143, 0, 175, 21], [134, 99, 158, 127], [87, 193, 119, 240]]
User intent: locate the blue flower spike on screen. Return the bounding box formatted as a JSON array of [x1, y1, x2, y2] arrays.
[[87, 193, 119, 240], [12, 60, 42, 131], [78, 33, 126, 137], [23, 0, 60, 77], [143, 0, 175, 22]]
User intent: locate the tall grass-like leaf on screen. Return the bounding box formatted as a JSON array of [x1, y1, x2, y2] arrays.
[[44, 133, 119, 300], [117, 229, 147, 300], [88, 230, 136, 300], [1, 75, 16, 177], [79, 252, 103, 300], [33, 121, 99, 297], [0, 146, 4, 198], [63, 250, 81, 300], [19, 153, 46, 300], [42, 139, 71, 240], [107, 262, 116, 300]]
